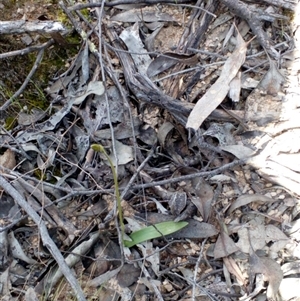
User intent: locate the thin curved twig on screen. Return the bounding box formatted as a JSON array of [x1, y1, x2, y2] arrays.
[[0, 49, 45, 111]]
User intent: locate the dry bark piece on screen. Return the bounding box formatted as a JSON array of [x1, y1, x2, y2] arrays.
[[120, 22, 152, 76], [223, 256, 246, 286], [107, 27, 191, 126]]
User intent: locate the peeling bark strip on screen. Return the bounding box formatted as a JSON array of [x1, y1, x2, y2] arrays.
[[219, 0, 279, 59], [0, 20, 67, 35]]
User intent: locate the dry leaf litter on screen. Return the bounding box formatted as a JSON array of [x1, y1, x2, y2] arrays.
[[0, 1, 300, 301]]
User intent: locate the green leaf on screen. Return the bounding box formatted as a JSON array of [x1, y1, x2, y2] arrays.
[[124, 221, 188, 248]]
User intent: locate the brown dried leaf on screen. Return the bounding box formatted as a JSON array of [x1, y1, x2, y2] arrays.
[[186, 27, 249, 130], [0, 149, 16, 172], [25, 287, 39, 301], [117, 264, 141, 287], [171, 220, 218, 239], [221, 144, 255, 159], [250, 253, 283, 299], [236, 218, 266, 253], [227, 194, 275, 215], [259, 59, 285, 95], [265, 224, 289, 253], [265, 224, 288, 242], [214, 231, 240, 259], [203, 123, 235, 146], [147, 52, 198, 77], [191, 178, 214, 222], [281, 261, 300, 277]]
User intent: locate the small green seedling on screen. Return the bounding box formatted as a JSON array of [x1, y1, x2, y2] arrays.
[[92, 144, 188, 248], [124, 221, 188, 248], [91, 144, 125, 239]]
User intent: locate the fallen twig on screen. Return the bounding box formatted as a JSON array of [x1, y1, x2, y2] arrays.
[[0, 49, 45, 111], [0, 175, 87, 301]]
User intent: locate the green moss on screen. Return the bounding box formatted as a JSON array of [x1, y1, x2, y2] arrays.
[[57, 9, 72, 27], [0, 0, 81, 117], [80, 8, 92, 22], [4, 116, 17, 130], [33, 169, 47, 181]]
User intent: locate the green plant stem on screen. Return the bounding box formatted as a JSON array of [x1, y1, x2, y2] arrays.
[[91, 144, 125, 241]]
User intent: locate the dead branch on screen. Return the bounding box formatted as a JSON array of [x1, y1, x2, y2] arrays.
[[219, 0, 280, 59], [0, 20, 67, 35], [0, 175, 87, 301], [68, 0, 195, 11]]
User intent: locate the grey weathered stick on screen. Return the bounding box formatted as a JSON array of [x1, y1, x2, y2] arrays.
[[0, 175, 86, 301], [0, 20, 67, 34]]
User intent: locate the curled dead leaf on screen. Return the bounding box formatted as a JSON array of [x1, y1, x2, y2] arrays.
[[250, 252, 283, 299], [214, 231, 240, 259], [186, 27, 249, 130], [191, 178, 214, 222], [227, 194, 276, 215], [0, 149, 16, 172]]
